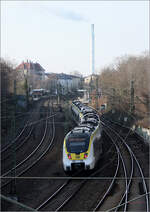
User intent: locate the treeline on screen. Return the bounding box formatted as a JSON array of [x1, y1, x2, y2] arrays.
[[98, 52, 150, 127], [0, 58, 25, 138], [1, 58, 16, 98]]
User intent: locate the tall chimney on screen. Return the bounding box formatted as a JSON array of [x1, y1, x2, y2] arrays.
[[91, 24, 95, 75]]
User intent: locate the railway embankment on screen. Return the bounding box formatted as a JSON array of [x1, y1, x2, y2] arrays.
[[101, 109, 150, 144]]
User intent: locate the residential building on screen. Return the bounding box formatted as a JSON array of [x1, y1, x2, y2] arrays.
[[16, 60, 46, 88]]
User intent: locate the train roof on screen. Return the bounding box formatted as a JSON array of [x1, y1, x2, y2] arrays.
[[82, 109, 97, 115], [72, 100, 80, 104], [82, 113, 100, 121], [81, 118, 99, 126], [66, 126, 93, 138]]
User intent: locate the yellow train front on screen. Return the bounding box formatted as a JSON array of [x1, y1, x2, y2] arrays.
[[63, 124, 102, 172]]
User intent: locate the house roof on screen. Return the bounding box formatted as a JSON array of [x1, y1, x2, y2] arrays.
[[16, 61, 45, 72], [45, 73, 81, 80], [45, 73, 57, 79]]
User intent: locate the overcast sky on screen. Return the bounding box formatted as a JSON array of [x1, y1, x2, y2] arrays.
[[1, 1, 149, 76]]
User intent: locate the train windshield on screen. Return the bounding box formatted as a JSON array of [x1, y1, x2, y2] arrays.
[[66, 136, 89, 153]]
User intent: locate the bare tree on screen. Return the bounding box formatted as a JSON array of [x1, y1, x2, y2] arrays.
[[98, 52, 150, 126]]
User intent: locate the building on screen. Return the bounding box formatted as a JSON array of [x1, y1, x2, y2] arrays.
[[45, 73, 82, 95], [16, 60, 46, 88], [45, 73, 58, 94], [57, 73, 81, 94], [84, 74, 98, 85]]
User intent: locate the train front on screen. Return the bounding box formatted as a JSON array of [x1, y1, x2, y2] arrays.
[[63, 128, 95, 172]]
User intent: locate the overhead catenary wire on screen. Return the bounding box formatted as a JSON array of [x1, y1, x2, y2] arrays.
[[0, 194, 36, 211]]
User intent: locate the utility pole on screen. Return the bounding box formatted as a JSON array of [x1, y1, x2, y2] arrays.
[[25, 77, 29, 110], [130, 80, 135, 114], [57, 83, 60, 105], [112, 88, 116, 113], [112, 88, 116, 107], [10, 79, 17, 200], [24, 69, 29, 111]]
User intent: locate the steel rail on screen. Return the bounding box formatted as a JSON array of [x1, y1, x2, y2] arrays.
[[35, 104, 132, 211], [1, 111, 56, 166], [2, 117, 56, 191], [35, 140, 118, 211], [93, 123, 133, 212], [1, 122, 29, 153], [103, 126, 133, 212], [2, 102, 55, 177], [114, 150, 134, 212], [1, 100, 45, 153], [101, 108, 149, 211], [93, 137, 120, 212], [55, 153, 120, 212], [36, 160, 115, 211], [104, 122, 149, 212], [2, 116, 48, 178], [1, 127, 34, 162], [1, 101, 55, 188], [101, 119, 135, 212], [36, 170, 83, 211]]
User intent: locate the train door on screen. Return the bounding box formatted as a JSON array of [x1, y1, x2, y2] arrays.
[[93, 137, 100, 162]]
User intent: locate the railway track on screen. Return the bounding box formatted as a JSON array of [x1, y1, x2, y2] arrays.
[[2, 103, 149, 211], [60, 122, 131, 212], [1, 101, 47, 174], [100, 120, 149, 212], [32, 132, 117, 211], [1, 100, 44, 153], [1, 127, 34, 162], [94, 124, 133, 212], [35, 118, 149, 212], [35, 160, 116, 211], [1, 121, 31, 154], [1, 100, 56, 189]]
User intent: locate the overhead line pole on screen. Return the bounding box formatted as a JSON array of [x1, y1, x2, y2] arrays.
[[10, 79, 17, 200], [130, 80, 135, 114]]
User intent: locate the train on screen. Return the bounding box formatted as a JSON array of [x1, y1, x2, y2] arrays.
[[63, 100, 103, 172], [31, 89, 50, 101]]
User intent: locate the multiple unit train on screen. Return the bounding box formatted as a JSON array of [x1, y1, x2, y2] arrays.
[[63, 100, 103, 172]]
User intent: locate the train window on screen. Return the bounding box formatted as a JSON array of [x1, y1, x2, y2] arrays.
[[70, 142, 86, 146], [66, 136, 90, 153], [67, 141, 86, 153]]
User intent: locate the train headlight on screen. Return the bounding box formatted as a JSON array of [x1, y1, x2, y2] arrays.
[[68, 154, 72, 159], [84, 153, 88, 159], [80, 113, 83, 118]]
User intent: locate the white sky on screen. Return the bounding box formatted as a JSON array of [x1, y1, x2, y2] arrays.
[[1, 1, 149, 76]]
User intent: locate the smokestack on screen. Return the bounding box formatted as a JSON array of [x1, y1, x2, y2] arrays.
[[91, 24, 95, 75]]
